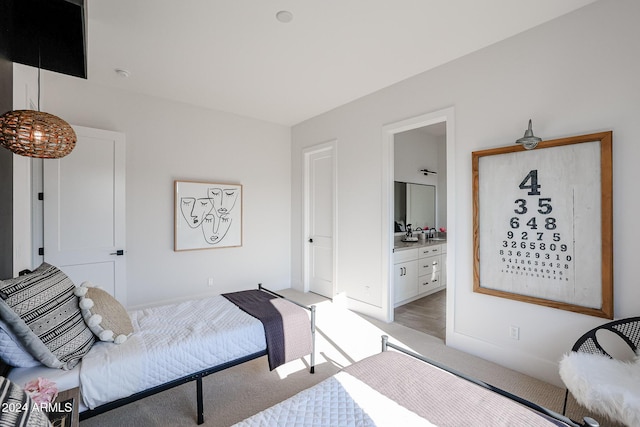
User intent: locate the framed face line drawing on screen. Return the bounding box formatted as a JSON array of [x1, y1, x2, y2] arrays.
[[472, 131, 613, 319], [174, 180, 243, 251]]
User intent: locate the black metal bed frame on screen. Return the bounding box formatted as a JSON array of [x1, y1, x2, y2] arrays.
[[79, 350, 267, 424], [380, 335, 599, 427], [3, 284, 316, 425], [79, 284, 316, 424]]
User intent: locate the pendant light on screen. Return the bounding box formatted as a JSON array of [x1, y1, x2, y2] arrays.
[[0, 61, 76, 159]]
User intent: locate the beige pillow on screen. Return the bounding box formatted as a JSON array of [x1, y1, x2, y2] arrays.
[[76, 283, 133, 344]]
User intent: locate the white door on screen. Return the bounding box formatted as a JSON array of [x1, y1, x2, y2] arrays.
[[43, 126, 127, 305], [304, 142, 336, 298]]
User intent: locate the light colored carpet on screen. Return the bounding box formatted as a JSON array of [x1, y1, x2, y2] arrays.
[[79, 290, 620, 427]]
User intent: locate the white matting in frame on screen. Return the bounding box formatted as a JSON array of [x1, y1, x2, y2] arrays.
[[174, 181, 242, 251], [472, 132, 613, 318]]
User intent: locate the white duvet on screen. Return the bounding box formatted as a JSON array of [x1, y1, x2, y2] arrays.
[[234, 371, 435, 427], [80, 295, 266, 409]]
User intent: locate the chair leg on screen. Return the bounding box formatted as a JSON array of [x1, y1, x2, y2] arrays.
[[562, 388, 569, 415]]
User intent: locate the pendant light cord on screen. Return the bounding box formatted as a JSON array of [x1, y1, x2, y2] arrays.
[[37, 46, 41, 112]]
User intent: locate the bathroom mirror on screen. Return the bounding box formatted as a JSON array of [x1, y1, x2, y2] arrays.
[[394, 182, 436, 233]]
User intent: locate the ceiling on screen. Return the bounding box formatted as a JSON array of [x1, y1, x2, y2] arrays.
[[86, 0, 597, 126]]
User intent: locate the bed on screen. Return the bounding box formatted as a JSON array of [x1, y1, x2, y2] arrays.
[[233, 335, 600, 427], [0, 264, 316, 425]]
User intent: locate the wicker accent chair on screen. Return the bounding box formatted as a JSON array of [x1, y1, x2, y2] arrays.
[[561, 317, 640, 417]]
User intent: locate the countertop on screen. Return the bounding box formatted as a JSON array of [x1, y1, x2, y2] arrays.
[[393, 238, 447, 252]]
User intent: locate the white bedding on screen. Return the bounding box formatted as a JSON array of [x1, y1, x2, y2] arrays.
[[79, 295, 266, 409], [7, 295, 268, 411], [234, 371, 435, 427], [235, 350, 574, 427]]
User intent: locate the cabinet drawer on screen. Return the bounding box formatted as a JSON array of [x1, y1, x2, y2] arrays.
[[419, 245, 441, 257], [418, 255, 441, 276], [394, 248, 418, 263], [419, 271, 441, 294]]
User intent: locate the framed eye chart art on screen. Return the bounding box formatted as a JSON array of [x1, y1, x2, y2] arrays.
[[174, 181, 243, 251], [472, 131, 613, 318]]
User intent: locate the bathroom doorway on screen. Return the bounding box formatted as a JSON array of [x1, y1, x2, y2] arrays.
[[393, 122, 447, 340], [382, 108, 455, 342]]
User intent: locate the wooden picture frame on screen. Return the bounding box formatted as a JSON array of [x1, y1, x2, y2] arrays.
[[174, 180, 243, 251], [472, 132, 613, 318]]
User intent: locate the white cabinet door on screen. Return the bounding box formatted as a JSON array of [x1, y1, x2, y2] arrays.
[[394, 260, 418, 303], [43, 126, 126, 305]]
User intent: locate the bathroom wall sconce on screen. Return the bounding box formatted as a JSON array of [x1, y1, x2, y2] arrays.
[[515, 119, 542, 150], [420, 168, 437, 176]]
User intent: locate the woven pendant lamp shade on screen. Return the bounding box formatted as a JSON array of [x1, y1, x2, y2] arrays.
[[0, 110, 77, 159]]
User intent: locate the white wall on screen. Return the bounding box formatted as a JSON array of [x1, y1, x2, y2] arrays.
[[394, 131, 438, 185], [291, 0, 640, 385], [394, 129, 447, 229], [21, 70, 292, 308]]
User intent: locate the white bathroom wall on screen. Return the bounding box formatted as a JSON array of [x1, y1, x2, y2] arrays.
[[394, 129, 446, 229], [394, 130, 438, 185]]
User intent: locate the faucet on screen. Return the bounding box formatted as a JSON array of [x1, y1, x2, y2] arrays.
[[428, 227, 436, 239]]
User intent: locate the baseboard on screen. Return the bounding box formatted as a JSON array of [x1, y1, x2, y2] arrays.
[[447, 330, 564, 387]]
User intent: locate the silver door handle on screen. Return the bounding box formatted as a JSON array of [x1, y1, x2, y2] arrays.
[[110, 250, 124, 256]]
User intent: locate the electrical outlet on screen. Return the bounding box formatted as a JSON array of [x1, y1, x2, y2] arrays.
[[509, 325, 520, 340], [207, 277, 214, 287]]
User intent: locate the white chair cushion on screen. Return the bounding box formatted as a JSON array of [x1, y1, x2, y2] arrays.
[[559, 351, 640, 426]]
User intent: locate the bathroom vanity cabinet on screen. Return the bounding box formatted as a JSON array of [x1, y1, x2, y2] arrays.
[[394, 241, 446, 306]]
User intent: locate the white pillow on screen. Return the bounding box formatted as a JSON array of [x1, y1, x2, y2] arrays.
[[0, 319, 41, 368]]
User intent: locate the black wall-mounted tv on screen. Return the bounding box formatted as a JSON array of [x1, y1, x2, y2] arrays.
[[0, 0, 87, 79]]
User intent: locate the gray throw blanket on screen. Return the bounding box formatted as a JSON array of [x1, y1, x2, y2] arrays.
[[223, 290, 311, 370]]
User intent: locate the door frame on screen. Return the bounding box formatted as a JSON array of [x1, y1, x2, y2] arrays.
[[303, 139, 338, 297], [382, 107, 456, 326]]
